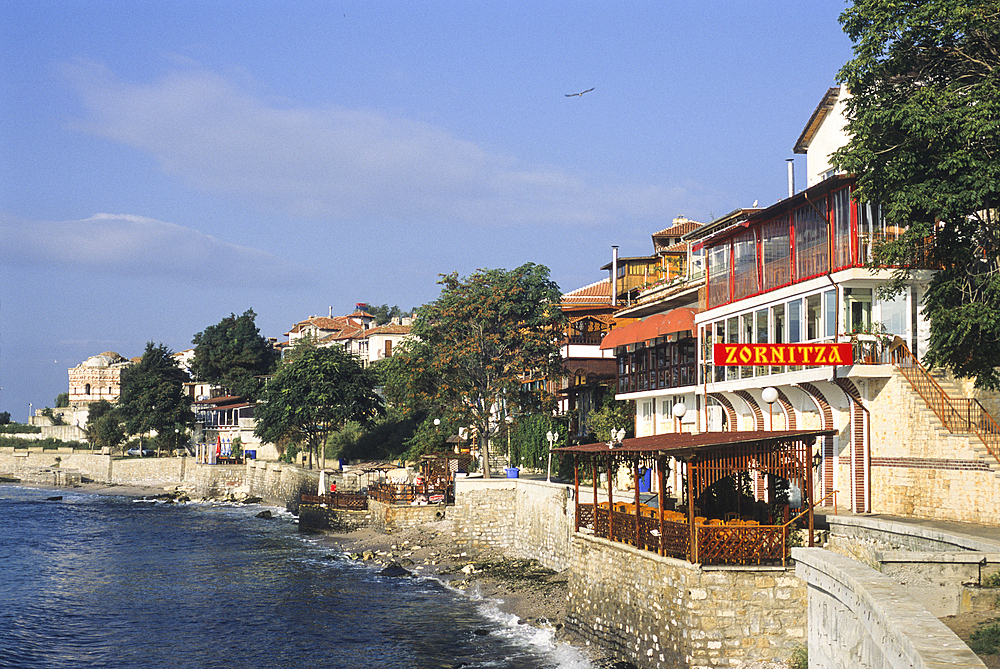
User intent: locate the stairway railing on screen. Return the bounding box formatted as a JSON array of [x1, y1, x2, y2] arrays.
[[890, 343, 1000, 466]]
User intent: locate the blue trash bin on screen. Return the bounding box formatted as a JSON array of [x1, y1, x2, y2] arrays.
[[505, 467, 519, 479]]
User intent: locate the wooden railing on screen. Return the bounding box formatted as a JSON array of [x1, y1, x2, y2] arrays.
[[300, 492, 368, 510], [367, 482, 453, 505], [891, 344, 1000, 466]]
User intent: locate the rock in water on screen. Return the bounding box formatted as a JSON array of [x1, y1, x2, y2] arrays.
[[255, 510, 273, 519], [46, 496, 63, 501], [379, 561, 412, 577]]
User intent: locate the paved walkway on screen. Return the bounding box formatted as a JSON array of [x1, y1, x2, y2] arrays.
[[817, 509, 1000, 551]]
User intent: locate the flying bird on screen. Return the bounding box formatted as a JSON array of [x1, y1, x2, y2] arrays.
[[565, 87, 595, 98]]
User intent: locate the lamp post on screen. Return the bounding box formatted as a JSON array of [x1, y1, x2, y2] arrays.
[[545, 430, 559, 482], [607, 427, 625, 448], [672, 402, 687, 434], [761, 386, 778, 431], [506, 415, 514, 469]]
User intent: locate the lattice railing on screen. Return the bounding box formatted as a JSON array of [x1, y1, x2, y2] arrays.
[[695, 524, 787, 566]]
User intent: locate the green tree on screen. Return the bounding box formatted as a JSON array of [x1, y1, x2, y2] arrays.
[[54, 392, 69, 408], [117, 342, 194, 454], [588, 398, 634, 443], [387, 263, 566, 477], [832, 0, 1000, 387], [85, 400, 125, 453], [357, 303, 413, 326], [190, 309, 277, 400], [253, 343, 383, 469]]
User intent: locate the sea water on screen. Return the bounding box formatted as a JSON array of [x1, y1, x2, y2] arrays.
[[0, 486, 596, 669]]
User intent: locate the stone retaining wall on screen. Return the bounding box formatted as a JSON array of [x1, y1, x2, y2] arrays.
[[367, 499, 447, 533], [244, 459, 318, 512], [568, 533, 807, 669], [793, 547, 985, 669], [451, 477, 577, 569]]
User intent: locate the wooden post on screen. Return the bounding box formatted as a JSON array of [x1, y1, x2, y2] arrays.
[[806, 440, 815, 547], [657, 456, 666, 556], [592, 456, 598, 535], [574, 454, 580, 532], [607, 452, 614, 542], [687, 459, 697, 563], [634, 453, 641, 548]]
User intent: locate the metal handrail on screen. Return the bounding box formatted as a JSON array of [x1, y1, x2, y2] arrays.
[[891, 343, 1000, 465]]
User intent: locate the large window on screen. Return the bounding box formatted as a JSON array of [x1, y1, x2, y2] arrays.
[[732, 230, 759, 300], [795, 201, 829, 280], [831, 188, 853, 269], [762, 216, 791, 289], [708, 244, 730, 308]]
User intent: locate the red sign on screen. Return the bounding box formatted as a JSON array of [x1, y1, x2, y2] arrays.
[[713, 343, 853, 366]]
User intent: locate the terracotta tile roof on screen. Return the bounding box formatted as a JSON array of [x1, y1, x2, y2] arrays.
[[660, 241, 688, 253], [562, 278, 612, 305], [364, 324, 412, 337], [652, 220, 703, 238]]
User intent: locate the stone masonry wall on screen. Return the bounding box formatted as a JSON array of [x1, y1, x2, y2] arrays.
[[245, 459, 318, 512], [867, 372, 1000, 525], [367, 499, 447, 533], [568, 534, 807, 669], [450, 478, 517, 552]]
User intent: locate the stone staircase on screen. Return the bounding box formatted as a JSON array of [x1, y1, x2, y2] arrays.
[[904, 367, 1000, 477]]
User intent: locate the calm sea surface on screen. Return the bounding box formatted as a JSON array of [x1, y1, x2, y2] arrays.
[[0, 486, 596, 669]]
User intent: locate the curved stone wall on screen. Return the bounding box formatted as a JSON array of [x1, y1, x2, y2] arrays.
[[792, 547, 984, 669]]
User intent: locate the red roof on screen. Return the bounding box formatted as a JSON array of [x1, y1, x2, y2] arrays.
[[554, 429, 835, 456], [600, 307, 698, 349]]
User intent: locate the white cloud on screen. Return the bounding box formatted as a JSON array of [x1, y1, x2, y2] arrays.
[[0, 212, 312, 287], [60, 59, 694, 226]]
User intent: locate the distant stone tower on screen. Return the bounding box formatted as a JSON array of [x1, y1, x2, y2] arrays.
[[67, 352, 131, 408]]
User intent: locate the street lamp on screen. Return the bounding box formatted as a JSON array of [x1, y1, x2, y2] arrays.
[[607, 427, 626, 449], [672, 402, 687, 433], [762, 386, 778, 431], [506, 415, 514, 469], [545, 430, 559, 482]]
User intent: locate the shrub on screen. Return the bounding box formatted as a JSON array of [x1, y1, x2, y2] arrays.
[[788, 643, 808, 669], [983, 572, 1000, 588], [969, 621, 1000, 655]]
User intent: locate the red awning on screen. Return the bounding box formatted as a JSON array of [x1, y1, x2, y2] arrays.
[[600, 307, 698, 350]]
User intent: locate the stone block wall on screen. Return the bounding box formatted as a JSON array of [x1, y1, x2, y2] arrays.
[[367, 499, 447, 533], [244, 460, 318, 511], [867, 372, 1000, 525], [450, 478, 517, 552], [298, 506, 371, 532], [568, 534, 807, 669], [511, 478, 576, 571]]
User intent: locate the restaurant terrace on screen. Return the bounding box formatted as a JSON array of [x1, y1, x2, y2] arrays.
[[554, 428, 836, 565]]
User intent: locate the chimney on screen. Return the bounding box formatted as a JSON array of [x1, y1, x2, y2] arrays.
[[611, 245, 619, 307], [329, 306, 333, 318], [786, 159, 795, 198]]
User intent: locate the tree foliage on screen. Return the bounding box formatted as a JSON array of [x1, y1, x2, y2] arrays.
[[385, 263, 565, 476], [357, 303, 413, 326], [832, 0, 1000, 386], [191, 309, 277, 399], [588, 398, 635, 443], [253, 343, 383, 467], [85, 400, 125, 453], [117, 342, 194, 450]]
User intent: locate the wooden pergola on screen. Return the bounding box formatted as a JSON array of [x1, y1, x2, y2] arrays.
[[554, 429, 835, 566]]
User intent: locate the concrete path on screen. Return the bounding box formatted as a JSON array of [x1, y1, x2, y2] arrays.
[[817, 510, 1000, 551]]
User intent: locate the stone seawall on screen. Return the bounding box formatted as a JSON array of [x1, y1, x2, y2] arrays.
[[451, 477, 576, 570], [568, 534, 807, 669], [244, 459, 318, 512]]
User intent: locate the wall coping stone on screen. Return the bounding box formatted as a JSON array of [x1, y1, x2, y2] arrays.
[[827, 514, 1000, 552], [876, 551, 1000, 564]]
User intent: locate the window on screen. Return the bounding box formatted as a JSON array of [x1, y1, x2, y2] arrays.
[[831, 188, 852, 268], [806, 294, 822, 341], [795, 200, 829, 279], [788, 299, 802, 343], [844, 288, 872, 333], [762, 216, 791, 289], [707, 244, 730, 308], [824, 290, 837, 338], [880, 292, 907, 337], [732, 230, 759, 299]]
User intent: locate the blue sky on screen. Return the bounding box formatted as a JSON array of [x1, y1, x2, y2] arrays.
[[0, 1, 854, 420]]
